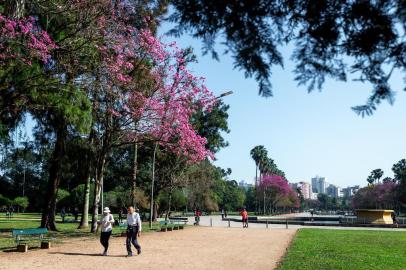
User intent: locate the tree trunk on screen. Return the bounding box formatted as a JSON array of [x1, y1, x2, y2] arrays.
[[165, 188, 173, 221], [130, 143, 138, 207], [41, 124, 66, 231], [255, 164, 258, 214], [78, 128, 95, 229], [90, 155, 106, 232], [5, 0, 25, 18], [78, 175, 91, 229], [153, 201, 158, 221], [149, 143, 158, 228]]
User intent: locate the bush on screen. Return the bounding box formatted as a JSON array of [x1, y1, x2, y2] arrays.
[[13, 196, 29, 212]]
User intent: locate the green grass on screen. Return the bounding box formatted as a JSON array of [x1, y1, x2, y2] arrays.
[[0, 215, 161, 251], [279, 229, 406, 270]]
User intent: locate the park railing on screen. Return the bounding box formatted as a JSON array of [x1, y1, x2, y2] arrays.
[[340, 216, 406, 225]]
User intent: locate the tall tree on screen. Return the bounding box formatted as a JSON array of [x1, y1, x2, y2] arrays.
[[250, 145, 267, 187], [393, 159, 406, 206], [371, 169, 384, 184]]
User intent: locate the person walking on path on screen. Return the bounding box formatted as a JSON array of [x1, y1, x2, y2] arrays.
[[240, 208, 248, 228], [118, 208, 124, 223], [60, 207, 66, 223], [98, 207, 114, 256], [221, 209, 225, 220], [194, 209, 202, 226], [126, 206, 142, 257], [392, 212, 398, 228]]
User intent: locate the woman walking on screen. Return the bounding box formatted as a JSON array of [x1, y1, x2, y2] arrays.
[[98, 207, 115, 256]]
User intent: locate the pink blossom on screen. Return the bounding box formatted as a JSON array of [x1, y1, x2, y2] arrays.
[[0, 15, 57, 65]]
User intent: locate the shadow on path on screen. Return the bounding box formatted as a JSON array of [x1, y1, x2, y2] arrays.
[[49, 252, 126, 258]]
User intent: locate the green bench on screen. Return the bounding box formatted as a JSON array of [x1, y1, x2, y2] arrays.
[[118, 223, 127, 236], [159, 220, 175, 232], [12, 228, 53, 252], [169, 218, 187, 230]]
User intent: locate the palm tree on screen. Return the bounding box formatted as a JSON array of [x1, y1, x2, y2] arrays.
[[371, 169, 384, 184], [366, 175, 374, 186], [250, 145, 268, 187], [250, 145, 267, 214], [262, 158, 277, 175]]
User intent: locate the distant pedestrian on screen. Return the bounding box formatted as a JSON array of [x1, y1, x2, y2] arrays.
[[392, 212, 398, 228], [98, 207, 114, 256], [221, 209, 225, 219], [194, 209, 202, 226], [73, 208, 79, 221], [60, 207, 66, 223], [118, 208, 124, 223], [240, 208, 248, 228], [224, 210, 228, 218], [126, 206, 142, 257]]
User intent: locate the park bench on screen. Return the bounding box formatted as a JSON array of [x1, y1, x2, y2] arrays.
[[169, 217, 187, 230], [12, 228, 53, 252], [118, 223, 128, 236], [159, 220, 175, 232]]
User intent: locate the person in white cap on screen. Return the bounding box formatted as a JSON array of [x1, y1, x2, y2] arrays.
[[98, 207, 114, 256]]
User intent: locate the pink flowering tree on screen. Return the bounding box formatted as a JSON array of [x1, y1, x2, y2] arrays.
[[0, 15, 57, 65], [96, 23, 215, 161], [81, 4, 215, 230], [259, 174, 299, 214], [352, 182, 398, 209]]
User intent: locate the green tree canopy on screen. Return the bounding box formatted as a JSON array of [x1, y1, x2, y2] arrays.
[[13, 196, 29, 210], [170, 0, 406, 115]]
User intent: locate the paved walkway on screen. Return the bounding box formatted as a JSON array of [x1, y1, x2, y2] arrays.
[[0, 227, 297, 270], [190, 215, 406, 231]]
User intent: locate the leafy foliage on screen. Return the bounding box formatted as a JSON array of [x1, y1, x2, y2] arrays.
[[170, 0, 406, 114]]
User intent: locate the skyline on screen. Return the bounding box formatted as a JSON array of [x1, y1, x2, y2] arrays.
[[159, 22, 406, 188]]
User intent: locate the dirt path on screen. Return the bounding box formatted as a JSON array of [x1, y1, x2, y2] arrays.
[[0, 227, 296, 270]]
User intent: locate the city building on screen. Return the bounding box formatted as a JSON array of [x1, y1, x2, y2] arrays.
[[238, 180, 253, 190], [326, 184, 341, 198], [341, 185, 360, 198], [300, 182, 312, 199], [290, 181, 312, 199], [311, 176, 327, 194]]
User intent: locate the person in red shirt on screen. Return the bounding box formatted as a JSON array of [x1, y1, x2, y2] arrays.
[[194, 209, 202, 225], [240, 208, 248, 228]]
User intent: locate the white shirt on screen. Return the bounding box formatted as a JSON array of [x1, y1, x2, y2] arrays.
[[127, 212, 142, 232], [100, 214, 114, 232]]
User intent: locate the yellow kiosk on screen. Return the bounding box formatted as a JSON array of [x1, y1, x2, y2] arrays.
[[356, 209, 394, 224]]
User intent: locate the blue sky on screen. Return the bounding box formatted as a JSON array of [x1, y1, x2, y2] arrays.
[[158, 23, 406, 188]]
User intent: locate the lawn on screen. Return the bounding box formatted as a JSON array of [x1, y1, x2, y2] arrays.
[[279, 229, 406, 270], [0, 214, 161, 251]]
